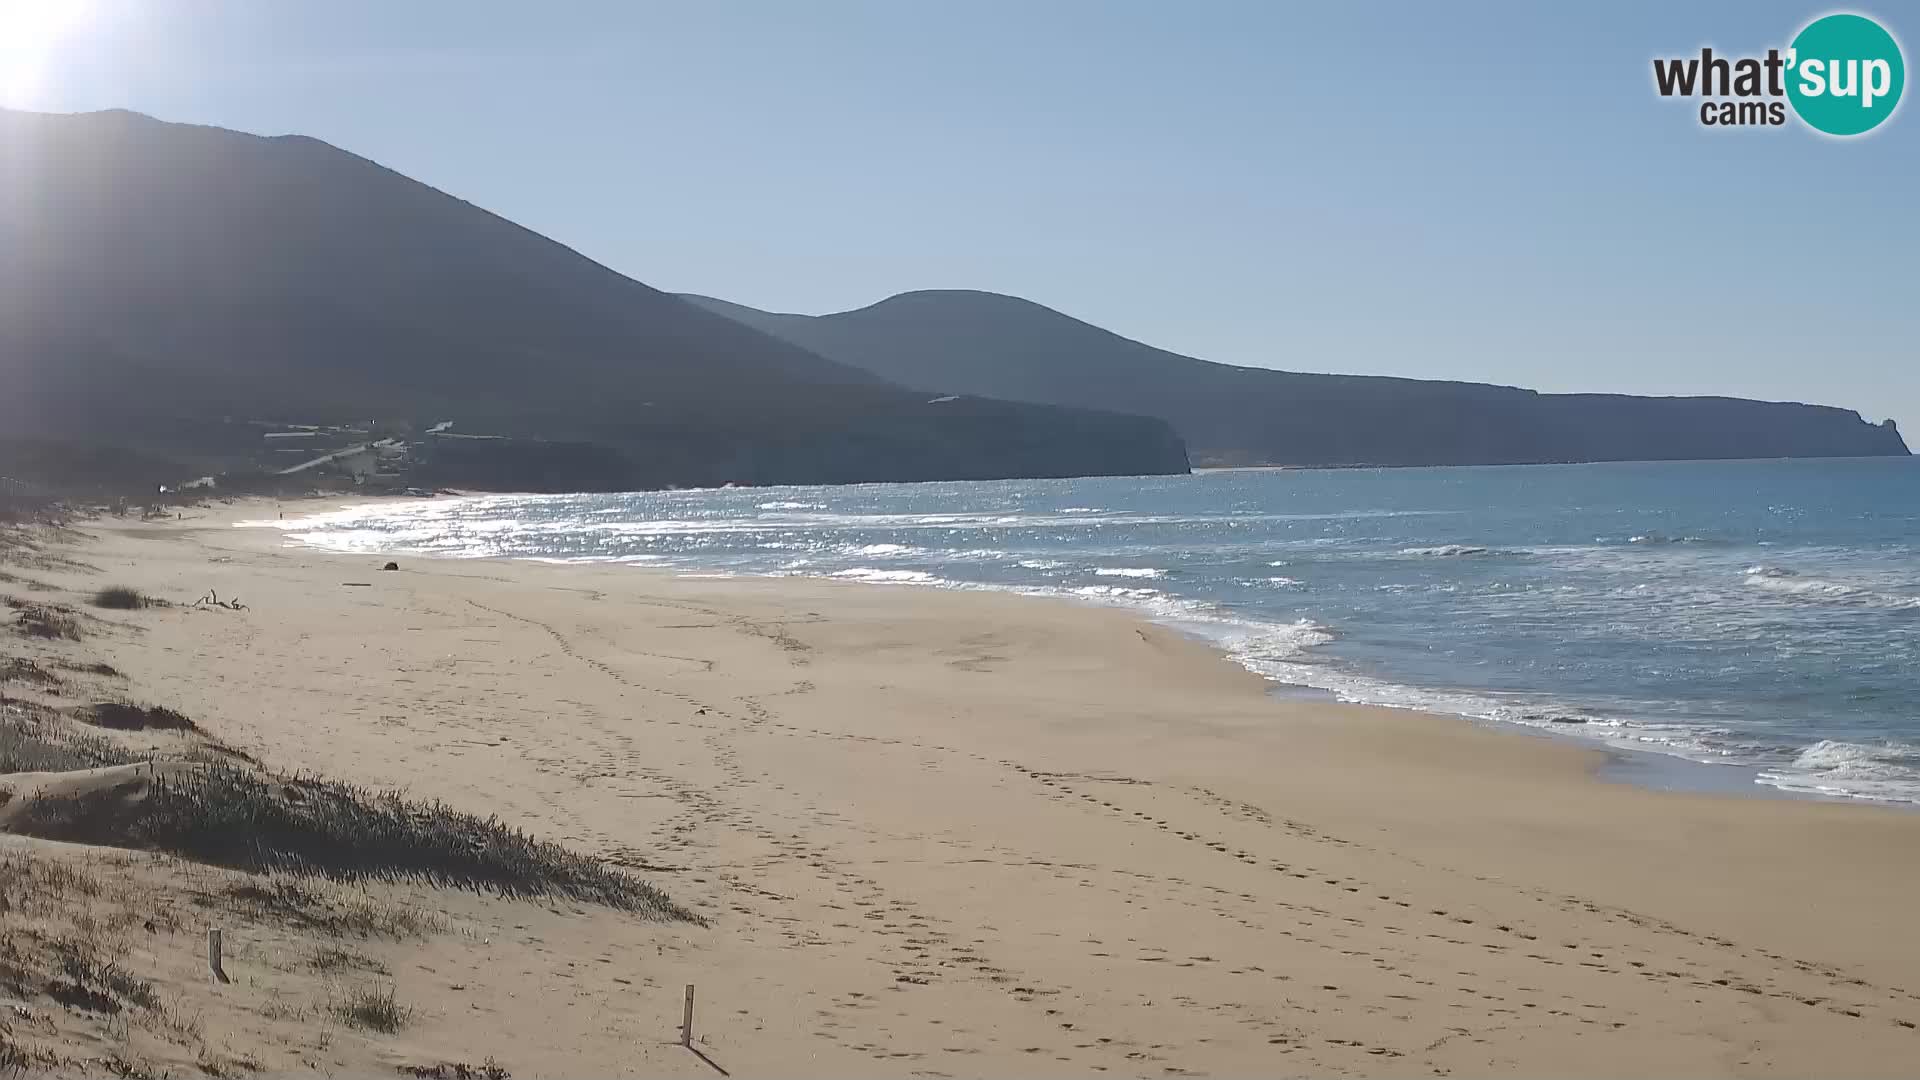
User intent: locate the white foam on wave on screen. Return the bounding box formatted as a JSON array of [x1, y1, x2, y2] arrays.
[[1756, 740, 1920, 803], [258, 499, 1473, 559], [1193, 617, 1335, 666], [1627, 533, 1721, 545], [831, 568, 941, 584], [1393, 544, 1526, 558], [1743, 570, 1920, 609], [518, 554, 666, 565], [835, 543, 1008, 562], [1238, 659, 1768, 769], [1016, 559, 1066, 571], [1071, 584, 1167, 602], [1093, 567, 1165, 579]]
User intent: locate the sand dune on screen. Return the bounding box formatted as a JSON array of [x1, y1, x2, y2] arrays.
[[3, 499, 1918, 1076]]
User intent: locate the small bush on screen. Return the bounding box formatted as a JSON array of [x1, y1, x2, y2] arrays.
[[83, 702, 197, 732], [90, 587, 148, 611], [11, 604, 81, 641], [332, 984, 410, 1033]]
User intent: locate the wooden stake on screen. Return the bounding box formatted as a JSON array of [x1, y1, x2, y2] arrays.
[[207, 928, 228, 983], [682, 984, 695, 1047]]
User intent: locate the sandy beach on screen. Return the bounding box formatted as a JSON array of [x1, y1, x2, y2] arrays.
[[4, 497, 1920, 1077]]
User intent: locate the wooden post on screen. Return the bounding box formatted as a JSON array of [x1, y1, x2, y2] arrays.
[[682, 984, 695, 1047], [207, 928, 227, 983]]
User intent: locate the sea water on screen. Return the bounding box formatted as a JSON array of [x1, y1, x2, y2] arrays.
[[253, 457, 1920, 804]]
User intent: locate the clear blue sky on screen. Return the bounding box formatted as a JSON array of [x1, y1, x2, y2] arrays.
[[6, 1, 1915, 427]]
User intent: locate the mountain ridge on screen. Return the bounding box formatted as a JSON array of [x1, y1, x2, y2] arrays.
[[0, 108, 1191, 490], [681, 290, 1909, 467]]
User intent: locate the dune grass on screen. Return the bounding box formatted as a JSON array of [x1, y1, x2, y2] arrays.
[[14, 760, 691, 919], [332, 983, 411, 1033], [90, 586, 150, 610], [220, 875, 447, 939], [311, 946, 390, 975], [0, 850, 158, 1020], [9, 602, 82, 641], [0, 845, 213, 1077], [0, 1023, 64, 1075], [5, 673, 688, 924], [0, 708, 141, 774], [48, 936, 159, 1012], [1, 656, 63, 688]]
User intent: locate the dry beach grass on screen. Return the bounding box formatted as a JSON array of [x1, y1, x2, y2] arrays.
[[0, 510, 692, 1076]]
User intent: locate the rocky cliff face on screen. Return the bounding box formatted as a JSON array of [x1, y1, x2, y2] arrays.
[[684, 291, 1909, 467], [0, 110, 1188, 491]]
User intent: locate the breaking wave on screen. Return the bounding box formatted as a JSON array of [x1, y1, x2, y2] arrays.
[[1757, 740, 1920, 803], [1398, 544, 1495, 557], [1744, 570, 1920, 609]]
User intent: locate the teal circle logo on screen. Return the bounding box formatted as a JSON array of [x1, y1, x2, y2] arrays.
[[1786, 13, 1905, 135]]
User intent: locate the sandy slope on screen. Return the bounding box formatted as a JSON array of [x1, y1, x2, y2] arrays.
[[9, 499, 1920, 1077]]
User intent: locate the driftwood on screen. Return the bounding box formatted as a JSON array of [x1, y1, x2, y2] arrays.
[[191, 589, 247, 612]]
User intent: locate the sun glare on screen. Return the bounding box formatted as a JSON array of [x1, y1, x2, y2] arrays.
[[0, 0, 96, 105]]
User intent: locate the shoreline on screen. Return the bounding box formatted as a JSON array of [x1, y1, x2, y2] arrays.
[[17, 495, 1919, 1074], [244, 494, 1898, 810], [1264, 679, 1825, 805], [1193, 454, 1920, 473], [205, 495, 1920, 840]]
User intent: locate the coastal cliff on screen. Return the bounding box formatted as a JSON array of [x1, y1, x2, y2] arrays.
[[685, 291, 1909, 467]]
